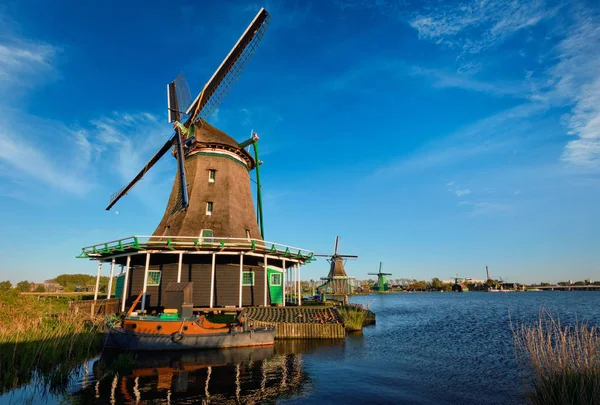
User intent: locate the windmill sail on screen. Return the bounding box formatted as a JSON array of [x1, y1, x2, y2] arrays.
[[187, 8, 271, 123], [168, 73, 192, 123]]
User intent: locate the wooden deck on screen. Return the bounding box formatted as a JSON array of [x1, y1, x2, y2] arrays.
[[241, 307, 346, 339]]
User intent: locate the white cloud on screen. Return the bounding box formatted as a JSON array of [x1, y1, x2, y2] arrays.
[[455, 189, 472, 197], [408, 1, 600, 171], [0, 31, 59, 90], [409, 0, 556, 54], [458, 201, 513, 216]]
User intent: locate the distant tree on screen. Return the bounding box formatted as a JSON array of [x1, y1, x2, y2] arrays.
[[0, 280, 12, 291], [558, 282, 568, 286], [64, 284, 76, 292], [540, 282, 551, 287], [35, 284, 46, 292], [574, 281, 585, 286], [408, 281, 427, 291], [430, 278, 443, 291], [442, 283, 453, 292], [16, 281, 32, 292]]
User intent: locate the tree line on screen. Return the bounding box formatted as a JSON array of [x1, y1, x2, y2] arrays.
[[0, 274, 115, 293]]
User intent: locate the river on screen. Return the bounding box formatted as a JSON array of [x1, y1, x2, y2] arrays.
[[1, 291, 599, 404]]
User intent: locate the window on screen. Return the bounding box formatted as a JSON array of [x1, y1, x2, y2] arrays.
[[147, 270, 161, 286], [245, 229, 251, 239], [270, 273, 282, 286], [242, 271, 254, 286], [201, 229, 213, 239], [208, 169, 216, 183], [206, 202, 213, 215]]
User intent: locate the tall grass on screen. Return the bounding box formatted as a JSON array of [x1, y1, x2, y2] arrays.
[[512, 310, 600, 405], [0, 290, 103, 394], [338, 305, 368, 331]]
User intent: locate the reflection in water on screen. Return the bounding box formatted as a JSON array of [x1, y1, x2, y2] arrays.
[[70, 340, 344, 404]]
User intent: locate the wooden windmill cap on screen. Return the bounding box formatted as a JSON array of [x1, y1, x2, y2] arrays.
[[194, 121, 239, 148], [192, 121, 255, 169]]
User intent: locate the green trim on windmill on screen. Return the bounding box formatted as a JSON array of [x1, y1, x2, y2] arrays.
[[251, 240, 256, 250], [269, 244, 277, 254], [284, 247, 291, 257], [252, 140, 265, 240], [296, 250, 303, 258], [76, 249, 88, 259], [194, 238, 200, 248], [102, 244, 111, 254], [166, 238, 175, 250], [115, 241, 125, 252], [132, 237, 141, 250], [220, 239, 225, 249]]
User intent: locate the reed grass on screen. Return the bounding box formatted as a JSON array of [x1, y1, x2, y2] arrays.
[[512, 310, 600, 405], [338, 305, 368, 331], [0, 290, 103, 394]]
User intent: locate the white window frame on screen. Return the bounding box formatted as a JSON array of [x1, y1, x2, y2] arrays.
[[242, 271, 254, 286], [208, 169, 216, 183], [270, 273, 282, 286], [206, 202, 213, 215], [200, 229, 214, 242]]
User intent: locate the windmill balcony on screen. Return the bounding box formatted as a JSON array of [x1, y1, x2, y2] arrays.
[[78, 235, 315, 263]]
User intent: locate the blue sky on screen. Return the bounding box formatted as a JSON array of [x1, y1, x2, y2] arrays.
[[0, 0, 599, 284]]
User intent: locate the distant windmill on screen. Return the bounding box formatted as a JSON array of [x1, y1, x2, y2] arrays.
[[450, 273, 469, 292], [369, 262, 392, 292], [315, 236, 358, 295]]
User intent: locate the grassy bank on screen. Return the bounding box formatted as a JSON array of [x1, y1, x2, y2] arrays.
[[0, 290, 103, 394], [513, 311, 600, 405]]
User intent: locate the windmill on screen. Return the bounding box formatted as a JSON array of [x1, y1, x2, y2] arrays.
[[450, 273, 469, 292], [315, 236, 358, 295], [369, 262, 392, 292], [105, 8, 271, 240]]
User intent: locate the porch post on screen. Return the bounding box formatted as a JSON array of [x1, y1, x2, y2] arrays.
[[282, 259, 287, 307], [107, 258, 115, 299], [294, 263, 298, 305], [141, 252, 150, 313], [238, 253, 244, 308], [209, 253, 216, 308], [177, 252, 183, 282], [263, 255, 268, 306], [298, 263, 302, 306], [121, 255, 131, 312], [93, 261, 102, 301]]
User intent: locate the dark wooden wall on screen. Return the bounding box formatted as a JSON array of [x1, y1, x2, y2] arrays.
[[124, 256, 270, 310]]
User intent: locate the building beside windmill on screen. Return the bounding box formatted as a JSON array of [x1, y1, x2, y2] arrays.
[[316, 237, 357, 295], [78, 8, 314, 313]]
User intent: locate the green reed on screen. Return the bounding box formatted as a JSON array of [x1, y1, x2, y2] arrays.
[[337, 305, 368, 332], [0, 290, 103, 395]]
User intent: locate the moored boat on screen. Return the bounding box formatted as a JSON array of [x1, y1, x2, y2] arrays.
[[104, 313, 275, 351]]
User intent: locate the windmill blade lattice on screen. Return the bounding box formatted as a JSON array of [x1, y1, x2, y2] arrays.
[[188, 9, 271, 123]]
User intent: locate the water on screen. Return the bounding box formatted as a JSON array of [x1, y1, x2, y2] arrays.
[[2, 291, 599, 404]]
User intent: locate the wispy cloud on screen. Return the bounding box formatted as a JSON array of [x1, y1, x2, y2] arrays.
[[455, 189, 471, 197], [409, 0, 557, 55], [0, 13, 59, 91], [458, 200, 513, 216], [405, 1, 600, 172]]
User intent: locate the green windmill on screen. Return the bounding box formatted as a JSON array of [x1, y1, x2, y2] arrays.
[[369, 262, 392, 292]]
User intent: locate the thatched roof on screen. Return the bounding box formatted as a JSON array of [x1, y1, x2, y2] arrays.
[[194, 121, 240, 148]]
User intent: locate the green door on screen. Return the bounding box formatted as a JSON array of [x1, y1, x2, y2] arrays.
[[114, 274, 124, 300], [267, 268, 283, 305]]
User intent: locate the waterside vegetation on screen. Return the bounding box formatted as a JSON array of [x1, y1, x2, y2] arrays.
[[0, 290, 103, 395], [513, 311, 600, 405]]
